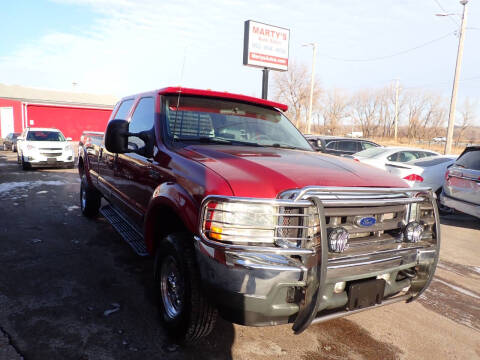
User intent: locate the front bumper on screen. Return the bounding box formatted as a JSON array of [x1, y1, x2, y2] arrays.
[[24, 152, 74, 168], [195, 187, 440, 332], [440, 192, 480, 218]]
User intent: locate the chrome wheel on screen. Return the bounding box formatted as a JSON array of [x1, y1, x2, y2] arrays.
[[160, 256, 184, 319]]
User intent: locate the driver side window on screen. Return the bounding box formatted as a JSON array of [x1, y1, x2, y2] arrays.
[[128, 97, 155, 150]]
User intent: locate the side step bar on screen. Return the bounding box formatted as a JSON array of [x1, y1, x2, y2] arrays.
[[100, 204, 149, 256]]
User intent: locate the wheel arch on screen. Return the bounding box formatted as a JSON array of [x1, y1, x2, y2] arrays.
[[144, 183, 199, 256]]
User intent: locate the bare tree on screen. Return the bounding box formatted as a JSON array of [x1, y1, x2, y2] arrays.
[[321, 89, 349, 135], [456, 98, 477, 145], [350, 89, 381, 137], [272, 62, 321, 132]]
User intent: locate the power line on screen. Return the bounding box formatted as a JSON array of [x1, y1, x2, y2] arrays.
[[318, 32, 455, 62], [433, 0, 460, 27]]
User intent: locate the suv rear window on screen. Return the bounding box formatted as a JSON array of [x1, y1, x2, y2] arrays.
[[455, 148, 480, 170]]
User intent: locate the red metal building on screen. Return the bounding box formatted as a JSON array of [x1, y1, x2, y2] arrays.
[[0, 84, 117, 140]]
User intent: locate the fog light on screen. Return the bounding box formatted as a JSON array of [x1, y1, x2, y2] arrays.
[[404, 221, 424, 243], [328, 227, 349, 253], [334, 281, 346, 293]]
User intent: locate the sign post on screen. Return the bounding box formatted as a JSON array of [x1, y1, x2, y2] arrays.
[[243, 20, 290, 100]]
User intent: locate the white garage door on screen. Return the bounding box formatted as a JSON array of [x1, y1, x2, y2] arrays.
[[0, 107, 14, 138]]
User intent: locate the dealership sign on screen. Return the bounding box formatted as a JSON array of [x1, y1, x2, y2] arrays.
[[243, 20, 290, 71]]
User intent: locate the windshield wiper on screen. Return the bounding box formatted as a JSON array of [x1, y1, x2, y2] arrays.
[[268, 143, 302, 150], [177, 137, 234, 144], [177, 137, 264, 147]]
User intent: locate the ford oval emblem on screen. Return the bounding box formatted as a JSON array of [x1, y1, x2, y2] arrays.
[[358, 216, 376, 227]]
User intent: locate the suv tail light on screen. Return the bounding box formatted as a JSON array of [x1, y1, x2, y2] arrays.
[[403, 174, 424, 182], [445, 169, 450, 181]]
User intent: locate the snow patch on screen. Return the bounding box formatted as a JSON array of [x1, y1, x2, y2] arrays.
[[66, 205, 80, 212], [0, 180, 65, 195]]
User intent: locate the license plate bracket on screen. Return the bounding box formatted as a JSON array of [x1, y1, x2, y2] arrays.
[[347, 279, 385, 310], [47, 158, 56, 163]]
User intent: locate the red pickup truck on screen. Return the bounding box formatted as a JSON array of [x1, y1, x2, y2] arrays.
[[78, 87, 440, 343]]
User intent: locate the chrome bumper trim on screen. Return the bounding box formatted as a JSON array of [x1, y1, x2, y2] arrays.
[[311, 294, 411, 325]]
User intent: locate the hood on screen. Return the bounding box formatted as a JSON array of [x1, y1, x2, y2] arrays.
[[179, 145, 407, 198]]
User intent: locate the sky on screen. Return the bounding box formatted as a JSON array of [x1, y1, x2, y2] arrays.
[[1, 0, 479, 118]]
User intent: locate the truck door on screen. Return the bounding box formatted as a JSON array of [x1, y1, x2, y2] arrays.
[[113, 96, 158, 228], [97, 99, 134, 202]]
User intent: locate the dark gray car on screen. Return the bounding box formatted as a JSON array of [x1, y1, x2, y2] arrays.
[[305, 135, 380, 156], [441, 145, 480, 218], [2, 133, 20, 152]]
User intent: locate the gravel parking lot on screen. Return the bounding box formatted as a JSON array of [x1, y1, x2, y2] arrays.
[[0, 150, 479, 360]]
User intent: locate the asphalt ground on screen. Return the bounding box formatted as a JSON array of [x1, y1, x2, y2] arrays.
[[0, 149, 479, 360]]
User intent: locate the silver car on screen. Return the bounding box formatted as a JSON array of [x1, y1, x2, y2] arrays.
[[441, 145, 480, 218]]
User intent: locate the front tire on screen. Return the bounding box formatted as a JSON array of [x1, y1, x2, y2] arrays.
[[21, 155, 29, 170], [80, 174, 101, 217], [155, 233, 217, 344]]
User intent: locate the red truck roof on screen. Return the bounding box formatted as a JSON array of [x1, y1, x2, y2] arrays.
[[157, 87, 288, 112]]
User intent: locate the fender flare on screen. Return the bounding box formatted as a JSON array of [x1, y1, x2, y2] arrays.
[[78, 146, 98, 187], [143, 182, 199, 255]]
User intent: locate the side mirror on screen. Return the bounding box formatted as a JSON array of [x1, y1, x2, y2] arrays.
[[66, 137, 72, 141], [105, 119, 130, 153], [17, 137, 24, 141]]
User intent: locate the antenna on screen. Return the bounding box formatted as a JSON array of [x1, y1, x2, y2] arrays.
[[172, 47, 188, 141]]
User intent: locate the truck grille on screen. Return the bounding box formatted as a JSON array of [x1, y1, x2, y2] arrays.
[[292, 188, 436, 258], [40, 152, 62, 157]]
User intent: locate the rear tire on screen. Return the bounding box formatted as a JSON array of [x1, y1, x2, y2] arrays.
[[155, 233, 218, 344], [80, 174, 101, 218], [436, 189, 453, 215]]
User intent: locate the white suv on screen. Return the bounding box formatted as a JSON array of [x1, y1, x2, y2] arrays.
[[17, 128, 74, 170]]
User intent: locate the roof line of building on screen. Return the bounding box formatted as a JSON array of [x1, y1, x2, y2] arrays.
[[1, 96, 115, 109]]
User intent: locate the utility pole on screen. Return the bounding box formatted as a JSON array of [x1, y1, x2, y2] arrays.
[[444, 0, 469, 154], [303, 43, 316, 134], [394, 79, 399, 142]]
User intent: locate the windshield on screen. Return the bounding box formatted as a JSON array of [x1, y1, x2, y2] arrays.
[[164, 96, 312, 151], [27, 131, 65, 141], [355, 147, 386, 158]]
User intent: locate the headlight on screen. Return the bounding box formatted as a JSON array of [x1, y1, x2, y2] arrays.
[[202, 200, 319, 247], [65, 144, 73, 152], [26, 144, 36, 151], [203, 201, 275, 244]]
